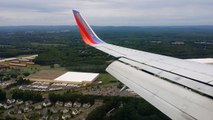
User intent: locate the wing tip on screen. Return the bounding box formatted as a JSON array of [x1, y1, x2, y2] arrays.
[[72, 10, 79, 14], [72, 10, 105, 45]]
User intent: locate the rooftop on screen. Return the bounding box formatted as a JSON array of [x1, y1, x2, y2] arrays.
[[54, 72, 99, 83]]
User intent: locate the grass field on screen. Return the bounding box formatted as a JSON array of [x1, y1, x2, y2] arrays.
[[27, 70, 66, 80], [96, 73, 118, 84]]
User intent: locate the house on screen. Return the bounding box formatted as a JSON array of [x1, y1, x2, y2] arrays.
[[55, 101, 63, 107], [7, 99, 16, 104], [34, 104, 42, 110], [62, 108, 69, 114], [50, 108, 58, 114], [43, 101, 51, 107], [24, 107, 32, 113], [3, 104, 13, 109], [62, 113, 71, 120], [72, 109, 79, 116], [83, 103, 91, 108], [64, 102, 72, 108], [16, 99, 24, 105], [73, 102, 81, 108]]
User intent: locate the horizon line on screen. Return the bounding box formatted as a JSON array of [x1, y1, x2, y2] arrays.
[[0, 25, 213, 27]]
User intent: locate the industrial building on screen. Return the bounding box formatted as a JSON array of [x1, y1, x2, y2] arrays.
[[54, 72, 99, 85], [27, 70, 99, 86]]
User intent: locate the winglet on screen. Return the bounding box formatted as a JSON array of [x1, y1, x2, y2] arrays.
[[72, 10, 104, 45]]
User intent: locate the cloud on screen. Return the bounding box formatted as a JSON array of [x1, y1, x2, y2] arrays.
[[0, 0, 213, 26]]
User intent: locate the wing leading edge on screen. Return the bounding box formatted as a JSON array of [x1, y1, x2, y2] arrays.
[[73, 10, 213, 120]]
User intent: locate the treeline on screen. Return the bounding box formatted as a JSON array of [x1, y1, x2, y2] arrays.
[[0, 69, 30, 81], [49, 92, 95, 105], [11, 90, 43, 102], [87, 97, 170, 120], [0, 69, 21, 81], [6, 77, 31, 89], [34, 45, 113, 72]]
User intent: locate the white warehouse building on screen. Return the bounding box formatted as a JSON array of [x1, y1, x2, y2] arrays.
[[54, 72, 99, 85]]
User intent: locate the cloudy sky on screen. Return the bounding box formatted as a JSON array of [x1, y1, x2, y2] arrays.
[[0, 0, 213, 26]]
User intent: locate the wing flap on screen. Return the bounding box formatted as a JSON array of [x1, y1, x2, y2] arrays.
[[119, 58, 213, 97]]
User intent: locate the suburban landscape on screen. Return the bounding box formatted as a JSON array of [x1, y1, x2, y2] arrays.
[[0, 25, 213, 120]]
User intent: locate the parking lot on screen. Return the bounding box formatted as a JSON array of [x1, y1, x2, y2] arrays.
[[19, 82, 79, 92]]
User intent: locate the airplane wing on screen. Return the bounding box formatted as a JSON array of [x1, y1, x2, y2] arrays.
[[72, 10, 213, 120]]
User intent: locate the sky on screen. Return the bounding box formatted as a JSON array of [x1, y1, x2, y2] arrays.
[[0, 0, 213, 26]]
